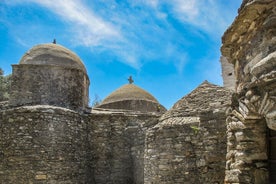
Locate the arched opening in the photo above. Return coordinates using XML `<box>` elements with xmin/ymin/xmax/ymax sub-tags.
<box><xmin>268</xmin><ymin>128</ymin><xmax>276</xmax><ymax>183</ymax></box>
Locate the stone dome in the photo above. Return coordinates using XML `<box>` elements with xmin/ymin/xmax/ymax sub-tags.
<box><xmin>102</xmin><ymin>84</ymin><xmax>158</xmax><ymax>104</ymax></box>
<box><xmin>19</xmin><ymin>43</ymin><xmax>86</xmax><ymax>73</ymax></box>
<box><xmin>97</xmin><ymin>84</ymin><xmax>166</xmax><ymax>112</ymax></box>
<box><xmin>11</xmin><ymin>43</ymin><xmax>89</xmax><ymax>111</ymax></box>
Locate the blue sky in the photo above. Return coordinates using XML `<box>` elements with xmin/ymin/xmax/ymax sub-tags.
<box><xmin>0</xmin><ymin>0</ymin><xmax>241</xmax><ymax>109</ymax></box>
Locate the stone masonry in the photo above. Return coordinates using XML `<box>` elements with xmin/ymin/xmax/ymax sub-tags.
<box><xmin>0</xmin><ymin>0</ymin><xmax>275</xmax><ymax>183</ymax></box>
<box><xmin>10</xmin><ymin>65</ymin><xmax>89</xmax><ymax>112</ymax></box>
<box><xmin>0</xmin><ymin>106</ymin><xmax>88</xmax><ymax>184</ymax></box>
<box><xmin>88</xmin><ymin>109</ymin><xmax>160</xmax><ymax>184</ymax></box>
<box><xmin>0</xmin><ymin>106</ymin><xmax>160</xmax><ymax>184</ymax></box>
<box><xmin>144</xmin><ymin>82</ymin><xmax>232</xmax><ymax>184</ymax></box>
<box><xmin>221</xmin><ymin>0</ymin><xmax>276</xmax><ymax>183</ymax></box>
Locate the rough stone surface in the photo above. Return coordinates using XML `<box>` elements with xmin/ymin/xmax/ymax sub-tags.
<box><xmin>1</xmin><ymin>1</ymin><xmax>275</xmax><ymax>182</ymax></box>
<box><xmin>221</xmin><ymin>0</ymin><xmax>276</xmax><ymax>92</ymax></box>
<box><xmin>221</xmin><ymin>0</ymin><xmax>276</xmax><ymax>183</ymax></box>
<box><xmin>144</xmin><ymin>82</ymin><xmax>232</xmax><ymax>184</ymax></box>
<box><xmin>10</xmin><ymin>64</ymin><xmax>89</xmax><ymax>112</ymax></box>
<box><xmin>1</xmin><ymin>43</ymin><xmax>167</xmax><ymax>184</ymax></box>
<box><xmin>97</xmin><ymin>84</ymin><xmax>166</xmax><ymax>113</ymax></box>
<box><xmin>0</xmin><ymin>101</ymin><xmax>9</xmax><ymax>110</ymax></box>
<box><xmin>0</xmin><ymin>106</ymin><xmax>88</xmax><ymax>184</ymax></box>
<box><xmin>0</xmin><ymin>105</ymin><xmax>160</xmax><ymax>184</ymax></box>
<box><xmin>19</xmin><ymin>43</ymin><xmax>87</xmax><ymax>73</ymax></box>
<box><xmin>88</xmin><ymin>113</ymin><xmax>159</xmax><ymax>184</ymax></box>
<box><xmin>162</xmin><ymin>81</ymin><xmax>232</xmax><ymax>119</ymax></box>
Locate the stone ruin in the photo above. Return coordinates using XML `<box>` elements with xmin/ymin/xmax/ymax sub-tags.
<box><xmin>144</xmin><ymin>81</ymin><xmax>232</xmax><ymax>184</ymax></box>
<box><xmin>0</xmin><ymin>0</ymin><xmax>275</xmax><ymax>183</ymax></box>
<box><xmin>221</xmin><ymin>0</ymin><xmax>276</xmax><ymax>183</ymax></box>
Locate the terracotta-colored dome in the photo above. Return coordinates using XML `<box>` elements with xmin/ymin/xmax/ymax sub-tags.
<box><xmin>19</xmin><ymin>43</ymin><xmax>86</xmax><ymax>73</ymax></box>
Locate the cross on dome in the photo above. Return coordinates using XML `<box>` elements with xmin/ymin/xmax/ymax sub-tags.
<box><xmin>128</xmin><ymin>76</ymin><xmax>134</xmax><ymax>84</ymax></box>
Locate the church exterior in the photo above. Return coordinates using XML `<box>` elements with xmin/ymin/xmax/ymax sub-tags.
<box><xmin>0</xmin><ymin>0</ymin><xmax>275</xmax><ymax>183</ymax></box>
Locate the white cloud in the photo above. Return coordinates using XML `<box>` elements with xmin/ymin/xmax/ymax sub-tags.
<box><xmin>164</xmin><ymin>43</ymin><xmax>188</xmax><ymax>73</ymax></box>
<box><xmin>154</xmin><ymin>0</ymin><xmax>239</xmax><ymax>38</ymax></box>
<box><xmin>169</xmin><ymin>0</ymin><xmax>222</xmax><ymax>34</ymax></box>
<box><xmin>2</xmin><ymin>0</ymin><xmax>239</xmax><ymax>70</ymax></box>
<box><xmin>175</xmin><ymin>56</ymin><xmax>187</xmax><ymax>74</ymax></box>
<box><xmin>7</xmin><ymin>0</ymin><xmax>120</xmax><ymax>46</ymax></box>
<box><xmin>145</xmin><ymin>0</ymin><xmax>159</xmax><ymax>8</ymax></box>
<box><xmin>128</xmin><ymin>0</ymin><xmax>239</xmax><ymax>40</ymax></box>
<box><xmin>173</xmin><ymin>0</ymin><xmax>199</xmax><ymax>20</ymax></box>
<box><xmin>4</xmin><ymin>0</ymin><xmax>144</xmax><ymax>67</ymax></box>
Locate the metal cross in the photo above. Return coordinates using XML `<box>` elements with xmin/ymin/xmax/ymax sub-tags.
<box><xmin>128</xmin><ymin>76</ymin><xmax>134</xmax><ymax>84</ymax></box>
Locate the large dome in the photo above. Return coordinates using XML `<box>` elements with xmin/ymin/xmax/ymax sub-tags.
<box><xmin>19</xmin><ymin>43</ymin><xmax>86</xmax><ymax>73</ymax></box>
<box><xmin>97</xmin><ymin>84</ymin><xmax>166</xmax><ymax>113</ymax></box>
<box><xmin>11</xmin><ymin>43</ymin><xmax>89</xmax><ymax>111</ymax></box>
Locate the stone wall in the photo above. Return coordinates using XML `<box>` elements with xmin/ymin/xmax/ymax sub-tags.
<box><xmin>225</xmin><ymin>113</ymin><xmax>268</xmax><ymax>183</ymax></box>
<box><xmin>221</xmin><ymin>0</ymin><xmax>276</xmax><ymax>183</ymax></box>
<box><xmin>144</xmin><ymin>112</ymin><xmax>228</xmax><ymax>184</ymax></box>
<box><xmin>88</xmin><ymin>113</ymin><xmax>133</xmax><ymax>184</ymax></box>
<box><xmin>0</xmin><ymin>105</ymin><xmax>89</xmax><ymax>184</ymax></box>
<box><xmin>144</xmin><ymin>82</ymin><xmax>232</xmax><ymax>184</ymax></box>
<box><xmin>126</xmin><ymin>115</ymin><xmax>159</xmax><ymax>184</ymax></box>
<box><xmin>10</xmin><ymin>64</ymin><xmax>89</xmax><ymax>111</ymax></box>
<box><xmin>87</xmin><ymin>110</ymin><xmax>159</xmax><ymax>184</ymax></box>
<box><xmin>0</xmin><ymin>105</ymin><xmax>161</xmax><ymax>184</ymax></box>
<box><xmin>221</xmin><ymin>0</ymin><xmax>276</xmax><ymax>92</ymax></box>
<box><xmin>0</xmin><ymin>101</ymin><xmax>9</xmax><ymax>110</ymax></box>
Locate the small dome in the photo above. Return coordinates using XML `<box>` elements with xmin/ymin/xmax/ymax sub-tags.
<box><xmin>19</xmin><ymin>43</ymin><xmax>86</xmax><ymax>73</ymax></box>
<box><xmin>102</xmin><ymin>84</ymin><xmax>158</xmax><ymax>104</ymax></box>
<box><xmin>97</xmin><ymin>84</ymin><xmax>166</xmax><ymax>112</ymax></box>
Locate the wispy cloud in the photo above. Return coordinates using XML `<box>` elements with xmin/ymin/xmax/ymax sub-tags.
<box><xmin>172</xmin><ymin>0</ymin><xmax>199</xmax><ymax>20</ymax></box>
<box><xmin>3</xmin><ymin>0</ymin><xmax>169</xmax><ymax>68</ymax></box>
<box><xmin>143</xmin><ymin>0</ymin><xmax>238</xmax><ymax>38</ymax></box>
<box><xmin>86</xmin><ymin>0</ymin><xmax>189</xmax><ymax>69</ymax></box>
<box><xmin>8</xmin><ymin>0</ymin><xmax>120</xmax><ymax>46</ymax></box>
<box><xmin>2</xmin><ymin>0</ymin><xmax>141</xmax><ymax>66</ymax></box>
<box><xmin>172</xmin><ymin>0</ymin><xmax>239</xmax><ymax>36</ymax></box>
<box><xmin>1</xmin><ymin>0</ymin><xmax>239</xmax><ymax>70</ymax></box>
<box><xmin>135</xmin><ymin>0</ymin><xmax>159</xmax><ymax>8</ymax></box>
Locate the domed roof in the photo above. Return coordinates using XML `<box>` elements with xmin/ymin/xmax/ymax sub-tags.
<box><xmin>102</xmin><ymin>84</ymin><xmax>158</xmax><ymax>104</ymax></box>
<box><xmin>19</xmin><ymin>43</ymin><xmax>86</xmax><ymax>73</ymax></box>
<box><xmin>97</xmin><ymin>83</ymin><xmax>166</xmax><ymax>112</ymax></box>
<box><xmin>161</xmin><ymin>81</ymin><xmax>232</xmax><ymax>119</ymax></box>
